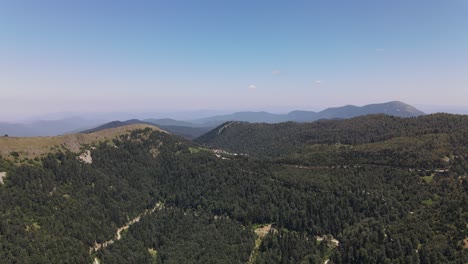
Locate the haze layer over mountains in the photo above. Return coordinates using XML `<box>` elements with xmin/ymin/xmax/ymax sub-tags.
<box><xmin>0</xmin><ymin>101</ymin><xmax>425</xmax><ymax>137</ymax></box>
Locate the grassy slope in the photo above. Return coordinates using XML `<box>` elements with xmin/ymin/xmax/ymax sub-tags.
<box><xmin>0</xmin><ymin>124</ymin><xmax>165</xmax><ymax>159</ymax></box>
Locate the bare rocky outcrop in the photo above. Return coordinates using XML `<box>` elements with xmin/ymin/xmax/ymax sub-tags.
<box><xmin>78</xmin><ymin>150</ymin><xmax>92</xmax><ymax>164</ymax></box>
<box><xmin>0</xmin><ymin>172</ymin><xmax>6</xmax><ymax>184</ymax></box>
<box><xmin>316</xmin><ymin>235</ymin><xmax>340</xmax><ymax>247</ymax></box>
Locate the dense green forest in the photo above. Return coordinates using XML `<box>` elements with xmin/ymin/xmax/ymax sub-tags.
<box><xmin>195</xmin><ymin>114</ymin><xmax>468</xmax><ymax>158</ymax></box>
<box><xmin>0</xmin><ymin>114</ymin><xmax>467</xmax><ymax>263</ymax></box>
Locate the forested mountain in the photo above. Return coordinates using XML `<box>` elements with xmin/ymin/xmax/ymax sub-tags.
<box><xmin>196</xmin><ymin>113</ymin><xmax>468</xmax><ymax>158</ymax></box>
<box><xmin>0</xmin><ymin>115</ymin><xmax>467</xmax><ymax>263</ymax></box>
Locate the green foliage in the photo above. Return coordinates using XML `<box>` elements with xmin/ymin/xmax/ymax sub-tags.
<box><xmin>196</xmin><ymin>114</ymin><xmax>468</xmax><ymax>160</ymax></box>
<box><xmin>256</xmin><ymin>229</ymin><xmax>324</xmax><ymax>263</ymax></box>
<box><xmin>1</xmin><ymin>114</ymin><xmax>468</xmax><ymax>263</ymax></box>
<box><xmin>97</xmin><ymin>209</ymin><xmax>254</xmax><ymax>263</ymax></box>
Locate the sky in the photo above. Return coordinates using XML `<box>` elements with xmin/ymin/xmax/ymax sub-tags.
<box><xmin>1</xmin><ymin>0</ymin><xmax>467</xmax><ymax>120</ymax></box>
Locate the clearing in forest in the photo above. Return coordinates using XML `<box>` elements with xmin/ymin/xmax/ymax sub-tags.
<box><xmin>248</xmin><ymin>224</ymin><xmax>273</xmax><ymax>264</ymax></box>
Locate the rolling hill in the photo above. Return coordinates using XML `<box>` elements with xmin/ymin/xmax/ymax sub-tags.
<box><xmin>0</xmin><ymin>123</ymin><xmax>164</xmax><ymax>159</ymax></box>
<box><xmin>80</xmin><ymin>119</ymin><xmax>155</xmax><ymax>133</ymax></box>
<box><xmin>81</xmin><ymin>119</ymin><xmax>214</xmax><ymax>139</ymax></box>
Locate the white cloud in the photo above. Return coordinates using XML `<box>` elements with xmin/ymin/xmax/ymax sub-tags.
<box><xmin>271</xmin><ymin>70</ymin><xmax>281</xmax><ymax>75</ymax></box>
<box><xmin>375</xmin><ymin>48</ymin><xmax>385</xmax><ymax>52</ymax></box>
<box><xmin>249</xmin><ymin>84</ymin><xmax>257</xmax><ymax>89</ymax></box>
<box><xmin>314</xmin><ymin>80</ymin><xmax>322</xmax><ymax>84</ymax></box>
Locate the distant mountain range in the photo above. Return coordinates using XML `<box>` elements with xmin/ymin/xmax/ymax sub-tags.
<box><xmin>0</xmin><ymin>117</ymin><xmax>104</xmax><ymax>137</ymax></box>
<box><xmin>191</xmin><ymin>101</ymin><xmax>425</xmax><ymax>124</ymax></box>
<box><xmin>0</xmin><ymin>101</ymin><xmax>425</xmax><ymax>137</ymax></box>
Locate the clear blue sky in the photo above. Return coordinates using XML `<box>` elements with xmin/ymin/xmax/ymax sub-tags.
<box><xmin>1</xmin><ymin>0</ymin><xmax>467</xmax><ymax>119</ymax></box>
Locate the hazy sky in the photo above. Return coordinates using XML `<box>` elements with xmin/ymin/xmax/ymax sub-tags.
<box><xmin>1</xmin><ymin>0</ymin><xmax>467</xmax><ymax>119</ymax></box>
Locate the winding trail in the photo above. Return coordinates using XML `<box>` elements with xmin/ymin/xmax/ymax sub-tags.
<box><xmin>89</xmin><ymin>202</ymin><xmax>164</xmax><ymax>255</ymax></box>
